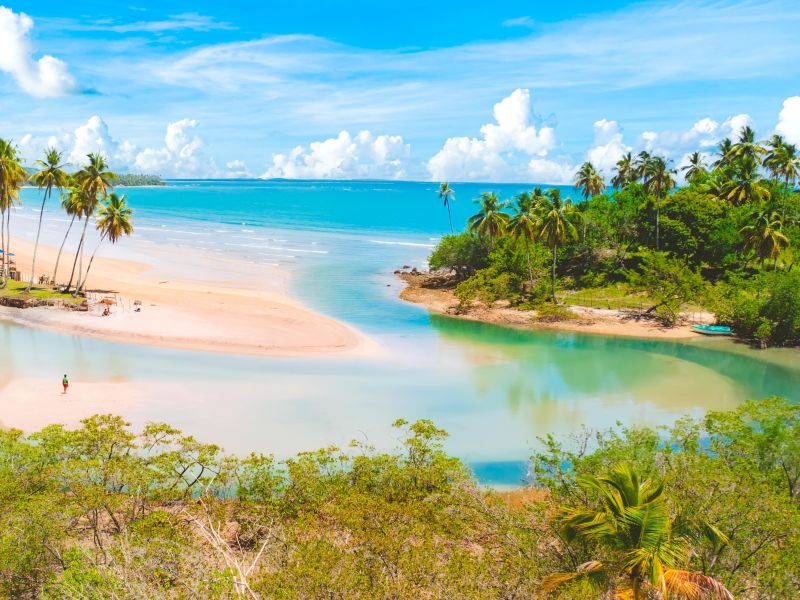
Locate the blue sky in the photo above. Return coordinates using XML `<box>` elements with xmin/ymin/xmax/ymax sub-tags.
<box><xmin>0</xmin><ymin>0</ymin><xmax>799</xmax><ymax>181</ymax></box>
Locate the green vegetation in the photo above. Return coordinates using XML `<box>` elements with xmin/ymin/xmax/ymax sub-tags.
<box><xmin>430</xmin><ymin>130</ymin><xmax>800</xmax><ymax>346</ymax></box>
<box><xmin>0</xmin><ymin>140</ymin><xmax>134</xmax><ymax>298</ymax></box>
<box><xmin>114</xmin><ymin>173</ymin><xmax>166</xmax><ymax>186</ymax></box>
<box><xmin>0</xmin><ymin>398</ymin><xmax>795</xmax><ymax>598</ymax></box>
<box><xmin>0</xmin><ymin>278</ymin><xmax>85</xmax><ymax>305</ymax></box>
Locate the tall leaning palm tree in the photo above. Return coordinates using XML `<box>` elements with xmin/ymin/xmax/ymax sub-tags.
<box><xmin>507</xmin><ymin>192</ymin><xmax>538</xmax><ymax>291</ymax></box>
<box><xmin>67</xmin><ymin>153</ymin><xmax>116</xmax><ymax>293</ymax></box>
<box><xmin>534</xmin><ymin>188</ymin><xmax>578</xmax><ymax>303</ymax></box>
<box><xmin>740</xmin><ymin>208</ymin><xmax>790</xmax><ymax>270</ymax></box>
<box><xmin>0</xmin><ymin>139</ymin><xmax>27</xmax><ymax>289</ymax></box>
<box><xmin>29</xmin><ymin>149</ymin><xmax>69</xmax><ymax>292</ymax></box>
<box><xmin>467</xmin><ymin>192</ymin><xmax>508</xmax><ymax>249</ymax></box>
<box><xmin>438</xmin><ymin>182</ymin><xmax>456</xmax><ymax>234</ymax></box>
<box><xmin>541</xmin><ymin>464</ymin><xmax>733</xmax><ymax>600</ymax></box>
<box><xmin>643</xmin><ymin>156</ymin><xmax>676</xmax><ymax>251</ymax></box>
<box><xmin>682</xmin><ymin>152</ymin><xmax>707</xmax><ymax>184</ymax></box>
<box><xmin>575</xmin><ymin>161</ymin><xmax>606</xmax><ymax>201</ymax></box>
<box><xmin>77</xmin><ymin>193</ymin><xmax>133</xmax><ymax>293</ymax></box>
<box><xmin>53</xmin><ymin>183</ymin><xmax>85</xmax><ymax>286</ymax></box>
<box><xmin>612</xmin><ymin>152</ymin><xmax>635</xmax><ymax>188</ymax></box>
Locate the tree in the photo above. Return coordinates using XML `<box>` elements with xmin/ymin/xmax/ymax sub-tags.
<box><xmin>534</xmin><ymin>188</ymin><xmax>578</xmax><ymax>303</ymax></box>
<box><xmin>721</xmin><ymin>156</ymin><xmax>769</xmax><ymax>206</ymax></box>
<box><xmin>507</xmin><ymin>192</ymin><xmax>539</xmax><ymax>291</ymax></box>
<box><xmin>77</xmin><ymin>194</ymin><xmax>134</xmax><ymax>293</ymax></box>
<box><xmin>612</xmin><ymin>152</ymin><xmax>635</xmax><ymax>188</ymax></box>
<box><xmin>428</xmin><ymin>232</ymin><xmax>488</xmax><ymax>279</ymax></box>
<box><xmin>437</xmin><ymin>182</ymin><xmax>456</xmax><ymax>234</ymax></box>
<box><xmin>467</xmin><ymin>192</ymin><xmax>508</xmax><ymax>249</ymax></box>
<box><xmin>67</xmin><ymin>153</ymin><xmax>116</xmax><ymax>293</ymax></box>
<box><xmin>0</xmin><ymin>139</ymin><xmax>26</xmax><ymax>289</ymax></box>
<box><xmin>729</xmin><ymin>125</ymin><xmax>766</xmax><ymax>164</ymax></box>
<box><xmin>643</xmin><ymin>155</ymin><xmax>676</xmax><ymax>251</ymax></box>
<box><xmin>632</xmin><ymin>250</ymin><xmax>706</xmax><ymax>326</ymax></box>
<box><xmin>542</xmin><ymin>464</ymin><xmax>733</xmax><ymax>600</ymax></box>
<box><xmin>763</xmin><ymin>137</ymin><xmax>799</xmax><ymax>219</ymax></box>
<box><xmin>53</xmin><ymin>184</ymin><xmax>86</xmax><ymax>286</ymax></box>
<box><xmin>740</xmin><ymin>208</ymin><xmax>790</xmax><ymax>269</ymax></box>
<box><xmin>575</xmin><ymin>161</ymin><xmax>606</xmax><ymax>201</ymax></box>
<box><xmin>714</xmin><ymin>138</ymin><xmax>734</xmax><ymax>169</ymax></box>
<box><xmin>682</xmin><ymin>151</ymin><xmax>708</xmax><ymax>184</ymax></box>
<box><xmin>633</xmin><ymin>150</ymin><xmax>652</xmax><ymax>182</ymax></box>
<box><xmin>29</xmin><ymin>149</ymin><xmax>69</xmax><ymax>291</ymax></box>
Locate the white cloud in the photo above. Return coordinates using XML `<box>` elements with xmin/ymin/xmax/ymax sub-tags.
<box><xmin>134</xmin><ymin>119</ymin><xmax>215</xmax><ymax>177</ymax></box>
<box><xmin>528</xmin><ymin>158</ymin><xmax>576</xmax><ymax>185</ymax></box>
<box><xmin>224</xmin><ymin>160</ymin><xmax>252</xmax><ymax>178</ymax></box>
<box><xmin>586</xmin><ymin>119</ymin><xmax>630</xmax><ymax>175</ymax></box>
<box><xmin>502</xmin><ymin>16</ymin><xmax>536</xmax><ymax>28</ymax></box>
<box><xmin>0</xmin><ymin>6</ymin><xmax>76</xmax><ymax>97</ymax></box>
<box><xmin>636</xmin><ymin>113</ymin><xmax>754</xmax><ymax>159</ymax></box>
<box><xmin>262</xmin><ymin>130</ymin><xmax>410</xmax><ymax>179</ymax></box>
<box><xmin>426</xmin><ymin>89</ymin><xmax>560</xmax><ymax>182</ymax></box>
<box><xmin>775</xmin><ymin>96</ymin><xmax>800</xmax><ymax>145</ymax></box>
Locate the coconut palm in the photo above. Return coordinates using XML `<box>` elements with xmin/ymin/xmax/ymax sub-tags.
<box><xmin>729</xmin><ymin>125</ymin><xmax>766</xmax><ymax>163</ymax></box>
<box><xmin>541</xmin><ymin>464</ymin><xmax>733</xmax><ymax>600</ymax></box>
<box><xmin>77</xmin><ymin>193</ymin><xmax>133</xmax><ymax>293</ymax></box>
<box><xmin>643</xmin><ymin>156</ymin><xmax>676</xmax><ymax>251</ymax></box>
<box><xmin>534</xmin><ymin>188</ymin><xmax>578</xmax><ymax>303</ymax></box>
<box><xmin>575</xmin><ymin>161</ymin><xmax>606</xmax><ymax>201</ymax></box>
<box><xmin>633</xmin><ymin>151</ymin><xmax>652</xmax><ymax>182</ymax></box>
<box><xmin>438</xmin><ymin>182</ymin><xmax>456</xmax><ymax>234</ymax></box>
<box><xmin>720</xmin><ymin>156</ymin><xmax>769</xmax><ymax>206</ymax></box>
<box><xmin>612</xmin><ymin>152</ymin><xmax>635</xmax><ymax>188</ymax></box>
<box><xmin>53</xmin><ymin>184</ymin><xmax>86</xmax><ymax>286</ymax></box>
<box><xmin>740</xmin><ymin>208</ymin><xmax>790</xmax><ymax>269</ymax></box>
<box><xmin>682</xmin><ymin>152</ymin><xmax>707</xmax><ymax>184</ymax></box>
<box><xmin>507</xmin><ymin>192</ymin><xmax>538</xmax><ymax>291</ymax></box>
<box><xmin>28</xmin><ymin>149</ymin><xmax>69</xmax><ymax>291</ymax></box>
<box><xmin>67</xmin><ymin>153</ymin><xmax>116</xmax><ymax>293</ymax></box>
<box><xmin>763</xmin><ymin>137</ymin><xmax>799</xmax><ymax>218</ymax></box>
<box><xmin>713</xmin><ymin>138</ymin><xmax>734</xmax><ymax>169</ymax></box>
<box><xmin>0</xmin><ymin>139</ymin><xmax>27</xmax><ymax>288</ymax></box>
<box><xmin>467</xmin><ymin>192</ymin><xmax>508</xmax><ymax>249</ymax></box>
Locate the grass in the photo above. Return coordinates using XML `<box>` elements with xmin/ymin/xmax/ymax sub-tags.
<box><xmin>557</xmin><ymin>284</ymin><xmax>654</xmax><ymax>311</ymax></box>
<box><xmin>0</xmin><ymin>279</ymin><xmax>85</xmax><ymax>305</ymax></box>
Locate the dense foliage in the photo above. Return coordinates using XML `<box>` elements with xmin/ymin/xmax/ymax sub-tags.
<box><xmin>114</xmin><ymin>173</ymin><xmax>166</xmax><ymax>186</ymax></box>
<box><xmin>429</xmin><ymin>132</ymin><xmax>800</xmax><ymax>346</ymax></box>
<box><xmin>0</xmin><ymin>398</ymin><xmax>796</xmax><ymax>598</ymax></box>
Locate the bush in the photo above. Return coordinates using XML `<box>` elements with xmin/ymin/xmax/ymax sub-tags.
<box><xmin>428</xmin><ymin>233</ymin><xmax>488</xmax><ymax>279</ymax></box>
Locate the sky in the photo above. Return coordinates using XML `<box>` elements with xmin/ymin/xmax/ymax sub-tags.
<box><xmin>0</xmin><ymin>0</ymin><xmax>799</xmax><ymax>182</ymax></box>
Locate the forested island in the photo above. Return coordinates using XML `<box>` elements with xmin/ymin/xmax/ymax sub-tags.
<box><xmin>411</xmin><ymin>129</ymin><xmax>799</xmax><ymax>348</ymax></box>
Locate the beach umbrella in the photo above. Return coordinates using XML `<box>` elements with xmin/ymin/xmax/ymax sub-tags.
<box><xmin>100</xmin><ymin>298</ymin><xmax>117</xmax><ymax>305</ymax></box>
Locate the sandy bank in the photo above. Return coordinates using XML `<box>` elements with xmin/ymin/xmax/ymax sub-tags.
<box><xmin>1</xmin><ymin>239</ymin><xmax>377</xmax><ymax>358</ymax></box>
<box><xmin>398</xmin><ymin>272</ymin><xmax>712</xmax><ymax>340</ymax></box>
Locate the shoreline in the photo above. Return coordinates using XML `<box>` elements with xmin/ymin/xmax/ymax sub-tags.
<box><xmin>397</xmin><ymin>272</ymin><xmax>712</xmax><ymax>341</ymax></box>
<box><xmin>1</xmin><ymin>238</ymin><xmax>378</xmax><ymax>358</ymax></box>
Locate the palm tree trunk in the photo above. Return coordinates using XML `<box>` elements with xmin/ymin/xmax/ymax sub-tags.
<box><xmin>783</xmin><ymin>174</ymin><xmax>789</xmax><ymax>221</ymax></box>
<box><xmin>551</xmin><ymin>243</ymin><xmax>558</xmax><ymax>304</ymax></box>
<box><xmin>525</xmin><ymin>237</ymin><xmax>533</xmax><ymax>292</ymax></box>
<box><xmin>655</xmin><ymin>195</ymin><xmax>660</xmax><ymax>251</ymax></box>
<box><xmin>77</xmin><ymin>234</ymin><xmax>106</xmax><ymax>294</ymax></box>
<box><xmin>0</xmin><ymin>210</ymin><xmax>6</xmax><ymax>288</ymax></box>
<box><xmin>5</xmin><ymin>209</ymin><xmax>11</xmax><ymax>286</ymax></box>
<box><xmin>53</xmin><ymin>214</ymin><xmax>76</xmax><ymax>286</ymax></box>
<box><xmin>67</xmin><ymin>217</ymin><xmax>90</xmax><ymax>292</ymax></box>
<box><xmin>446</xmin><ymin>203</ymin><xmax>453</xmax><ymax>234</ymax></box>
<box><xmin>27</xmin><ymin>189</ymin><xmax>49</xmax><ymax>292</ymax></box>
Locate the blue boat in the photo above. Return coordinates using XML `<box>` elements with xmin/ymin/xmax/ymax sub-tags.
<box><xmin>692</xmin><ymin>324</ymin><xmax>733</xmax><ymax>336</ymax></box>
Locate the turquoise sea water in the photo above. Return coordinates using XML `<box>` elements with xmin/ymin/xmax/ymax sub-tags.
<box><xmin>4</xmin><ymin>180</ymin><xmax>800</xmax><ymax>486</ymax></box>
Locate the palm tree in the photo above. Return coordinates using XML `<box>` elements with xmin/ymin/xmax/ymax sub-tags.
<box><xmin>720</xmin><ymin>156</ymin><xmax>769</xmax><ymax>206</ymax></box>
<box><xmin>612</xmin><ymin>152</ymin><xmax>635</xmax><ymax>188</ymax></box>
<box><xmin>0</xmin><ymin>139</ymin><xmax>27</xmax><ymax>288</ymax></box>
<box><xmin>467</xmin><ymin>192</ymin><xmax>508</xmax><ymax>249</ymax></box>
<box><xmin>643</xmin><ymin>156</ymin><xmax>676</xmax><ymax>251</ymax></box>
<box><xmin>77</xmin><ymin>194</ymin><xmax>133</xmax><ymax>293</ymax></box>
<box><xmin>534</xmin><ymin>188</ymin><xmax>578</xmax><ymax>303</ymax></box>
<box><xmin>740</xmin><ymin>208</ymin><xmax>790</xmax><ymax>269</ymax></box>
<box><xmin>682</xmin><ymin>152</ymin><xmax>707</xmax><ymax>184</ymax></box>
<box><xmin>729</xmin><ymin>126</ymin><xmax>766</xmax><ymax>163</ymax></box>
<box><xmin>575</xmin><ymin>161</ymin><xmax>606</xmax><ymax>201</ymax></box>
<box><xmin>633</xmin><ymin>151</ymin><xmax>652</xmax><ymax>182</ymax></box>
<box><xmin>28</xmin><ymin>149</ymin><xmax>69</xmax><ymax>292</ymax></box>
<box><xmin>541</xmin><ymin>464</ymin><xmax>733</xmax><ymax>600</ymax></box>
<box><xmin>713</xmin><ymin>138</ymin><xmax>734</xmax><ymax>169</ymax></box>
<box><xmin>438</xmin><ymin>182</ymin><xmax>456</xmax><ymax>234</ymax></box>
<box><xmin>53</xmin><ymin>184</ymin><xmax>86</xmax><ymax>286</ymax></box>
<box><xmin>763</xmin><ymin>137</ymin><xmax>799</xmax><ymax>219</ymax></box>
<box><xmin>507</xmin><ymin>192</ymin><xmax>538</xmax><ymax>291</ymax></box>
<box><xmin>67</xmin><ymin>153</ymin><xmax>116</xmax><ymax>293</ymax></box>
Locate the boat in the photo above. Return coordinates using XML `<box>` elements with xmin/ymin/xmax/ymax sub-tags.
<box><xmin>691</xmin><ymin>324</ymin><xmax>733</xmax><ymax>336</ymax></box>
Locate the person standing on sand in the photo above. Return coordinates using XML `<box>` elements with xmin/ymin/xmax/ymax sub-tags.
<box><xmin>62</xmin><ymin>374</ymin><xmax>69</xmax><ymax>394</ymax></box>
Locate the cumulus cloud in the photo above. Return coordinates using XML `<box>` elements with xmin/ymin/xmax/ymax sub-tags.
<box><xmin>262</xmin><ymin>130</ymin><xmax>410</xmax><ymax>179</ymax></box>
<box><xmin>586</xmin><ymin>119</ymin><xmax>630</xmax><ymax>175</ymax></box>
<box><xmin>638</xmin><ymin>113</ymin><xmax>755</xmax><ymax>160</ymax></box>
<box><xmin>775</xmin><ymin>96</ymin><xmax>800</xmax><ymax>145</ymax></box>
<box><xmin>134</xmin><ymin>119</ymin><xmax>216</xmax><ymax>177</ymax></box>
<box><xmin>0</xmin><ymin>6</ymin><xmax>76</xmax><ymax>97</ymax></box>
<box><xmin>426</xmin><ymin>89</ymin><xmax>563</xmax><ymax>183</ymax></box>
